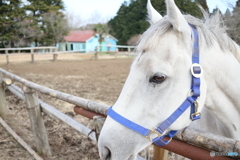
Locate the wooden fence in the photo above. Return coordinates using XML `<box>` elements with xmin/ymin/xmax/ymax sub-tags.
<box><xmin>96</xmin><ymin>45</ymin><xmax>135</xmax><ymax>52</ymax></box>
<box><xmin>0</xmin><ymin>68</ymin><xmax>240</xmax><ymax>160</ymax></box>
<box><xmin>0</xmin><ymin>47</ymin><xmax>85</xmax><ymax>64</ymax></box>
<box><xmin>92</xmin><ymin>45</ymin><xmax>136</xmax><ymax>60</ymax></box>
<box><xmin>0</xmin><ymin>68</ymin><xmax>106</xmax><ymax>158</ymax></box>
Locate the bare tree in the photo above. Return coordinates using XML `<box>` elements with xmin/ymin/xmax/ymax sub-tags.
<box><xmin>42</xmin><ymin>11</ymin><xmax>69</xmax><ymax>45</ymax></box>
<box><xmin>222</xmin><ymin>0</ymin><xmax>235</xmax><ymax>9</ymax></box>
<box><xmin>13</xmin><ymin>18</ymin><xmax>42</xmax><ymax>48</ymax></box>
<box><xmin>65</xmin><ymin>11</ymin><xmax>86</xmax><ymax>29</ymax></box>
<box><xmin>224</xmin><ymin>0</ymin><xmax>240</xmax><ymax>44</ymax></box>
<box><xmin>88</xmin><ymin>10</ymin><xmax>111</xmax><ymax>24</ymax></box>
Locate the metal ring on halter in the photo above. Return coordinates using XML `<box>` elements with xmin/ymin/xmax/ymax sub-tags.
<box><xmin>167</xmin><ymin>137</ymin><xmax>173</xmax><ymax>144</ymax></box>
<box><xmin>145</xmin><ymin>128</ymin><xmax>163</xmax><ymax>142</ymax></box>
<box><xmin>191</xmin><ymin>63</ymin><xmax>203</xmax><ymax>78</ymax></box>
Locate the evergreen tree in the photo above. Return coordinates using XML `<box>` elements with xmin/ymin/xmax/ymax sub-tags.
<box><xmin>228</xmin><ymin>0</ymin><xmax>240</xmax><ymax>44</ymax></box>
<box><xmin>175</xmin><ymin>0</ymin><xmax>202</xmax><ymax>17</ymax></box>
<box><xmin>24</xmin><ymin>0</ymin><xmax>65</xmax><ymax>46</ymax></box>
<box><xmin>0</xmin><ymin>0</ymin><xmax>25</xmax><ymax>47</ymax></box>
<box><xmin>224</xmin><ymin>8</ymin><xmax>231</xmax><ymax>21</ymax></box>
<box><xmin>197</xmin><ymin>0</ymin><xmax>209</xmax><ymax>12</ymax></box>
<box><xmin>108</xmin><ymin>0</ymin><xmax>204</xmax><ymax>45</ymax></box>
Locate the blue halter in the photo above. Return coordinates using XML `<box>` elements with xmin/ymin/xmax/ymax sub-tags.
<box><xmin>107</xmin><ymin>24</ymin><xmax>202</xmax><ymax>146</ymax></box>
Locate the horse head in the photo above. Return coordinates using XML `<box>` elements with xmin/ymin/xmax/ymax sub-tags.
<box><xmin>98</xmin><ymin>0</ymin><xmax>220</xmax><ymax>159</ymax></box>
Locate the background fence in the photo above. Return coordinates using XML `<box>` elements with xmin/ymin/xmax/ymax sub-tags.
<box><xmin>0</xmin><ymin>45</ymin><xmax>137</xmax><ymax>64</ymax></box>
<box><xmin>0</xmin><ymin>46</ymin><xmax>86</xmax><ymax>64</ymax></box>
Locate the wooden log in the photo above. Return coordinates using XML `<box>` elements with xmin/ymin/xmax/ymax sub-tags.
<box><xmin>0</xmin><ymin>117</ymin><xmax>43</xmax><ymax>160</ymax></box>
<box><xmin>0</xmin><ymin>73</ymin><xmax>8</xmax><ymax>119</ymax></box>
<box><xmin>7</xmin><ymin>84</ymin><xmax>96</xmax><ymax>141</ymax></box>
<box><xmin>159</xmin><ymin>137</ymin><xmax>234</xmax><ymax>160</ymax></box>
<box><xmin>39</xmin><ymin>99</ymin><xmax>97</xmax><ymax>141</ymax></box>
<box><xmin>0</xmin><ymin>68</ymin><xmax>109</xmax><ymax>115</ymax></box>
<box><xmin>175</xmin><ymin>127</ymin><xmax>240</xmax><ymax>158</ymax></box>
<box><xmin>23</xmin><ymin>86</ymin><xmax>52</xmax><ymax>157</ymax></box>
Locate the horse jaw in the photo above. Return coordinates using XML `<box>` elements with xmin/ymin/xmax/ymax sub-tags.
<box><xmin>98</xmin><ymin>116</ymin><xmax>151</xmax><ymax>160</ymax></box>
<box><xmin>166</xmin><ymin>0</ymin><xmax>190</xmax><ymax>34</ymax></box>
<box><xmin>147</xmin><ymin>0</ymin><xmax>162</xmax><ymax>25</ymax></box>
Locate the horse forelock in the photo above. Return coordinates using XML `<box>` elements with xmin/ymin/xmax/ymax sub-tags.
<box><xmin>136</xmin><ymin>10</ymin><xmax>240</xmax><ymax>62</ymax></box>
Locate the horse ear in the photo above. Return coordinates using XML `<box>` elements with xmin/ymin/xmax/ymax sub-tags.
<box><xmin>147</xmin><ymin>0</ymin><xmax>162</xmax><ymax>25</ymax></box>
<box><xmin>166</xmin><ymin>0</ymin><xmax>189</xmax><ymax>33</ymax></box>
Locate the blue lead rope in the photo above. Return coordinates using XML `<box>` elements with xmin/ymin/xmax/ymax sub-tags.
<box><xmin>107</xmin><ymin>24</ymin><xmax>202</xmax><ymax>146</ymax></box>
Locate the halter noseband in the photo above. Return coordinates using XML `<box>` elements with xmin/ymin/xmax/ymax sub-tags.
<box><xmin>107</xmin><ymin>24</ymin><xmax>202</xmax><ymax>146</ymax></box>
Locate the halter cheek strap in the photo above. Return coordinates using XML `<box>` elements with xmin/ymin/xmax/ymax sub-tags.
<box><xmin>107</xmin><ymin>24</ymin><xmax>202</xmax><ymax>146</ymax></box>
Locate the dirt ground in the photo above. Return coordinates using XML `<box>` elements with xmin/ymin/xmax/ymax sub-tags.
<box><xmin>0</xmin><ymin>55</ymin><xmax>134</xmax><ymax>160</ymax></box>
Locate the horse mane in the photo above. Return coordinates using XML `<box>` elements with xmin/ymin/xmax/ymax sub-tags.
<box><xmin>137</xmin><ymin>10</ymin><xmax>240</xmax><ymax>62</ymax></box>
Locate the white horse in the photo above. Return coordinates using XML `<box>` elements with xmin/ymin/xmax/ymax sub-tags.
<box><xmin>98</xmin><ymin>0</ymin><xmax>240</xmax><ymax>159</ymax></box>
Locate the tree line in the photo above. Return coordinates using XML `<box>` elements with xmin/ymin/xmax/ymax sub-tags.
<box><xmin>108</xmin><ymin>0</ymin><xmax>209</xmax><ymax>45</ymax></box>
<box><xmin>224</xmin><ymin>0</ymin><xmax>240</xmax><ymax>44</ymax></box>
<box><xmin>1</xmin><ymin>0</ymin><xmax>240</xmax><ymax>48</ymax></box>
<box><xmin>0</xmin><ymin>0</ymin><xmax>68</xmax><ymax>48</ymax></box>
<box><xmin>108</xmin><ymin>0</ymin><xmax>240</xmax><ymax>46</ymax></box>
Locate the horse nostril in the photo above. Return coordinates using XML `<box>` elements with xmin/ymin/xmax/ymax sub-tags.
<box><xmin>101</xmin><ymin>146</ymin><xmax>111</xmax><ymax>160</ymax></box>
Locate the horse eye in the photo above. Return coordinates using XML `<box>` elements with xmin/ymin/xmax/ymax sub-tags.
<box><xmin>149</xmin><ymin>74</ymin><xmax>166</xmax><ymax>84</ymax></box>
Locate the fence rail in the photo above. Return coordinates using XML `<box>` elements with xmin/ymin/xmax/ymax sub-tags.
<box><xmin>0</xmin><ymin>45</ymin><xmax>137</xmax><ymax>64</ymax></box>
<box><xmin>0</xmin><ymin>68</ymin><xmax>240</xmax><ymax>159</ymax></box>
<box><xmin>0</xmin><ymin>68</ymin><xmax>108</xmax><ymax>115</ymax></box>
<box><xmin>8</xmin><ymin>84</ymin><xmax>96</xmax><ymax>141</ymax></box>
<box><xmin>0</xmin><ymin>46</ymin><xmax>86</xmax><ymax>64</ymax></box>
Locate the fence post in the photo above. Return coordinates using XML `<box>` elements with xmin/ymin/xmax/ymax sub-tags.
<box><xmin>23</xmin><ymin>86</ymin><xmax>52</xmax><ymax>157</ymax></box>
<box><xmin>153</xmin><ymin>146</ymin><xmax>168</xmax><ymax>160</ymax></box>
<box><xmin>93</xmin><ymin>116</ymin><xmax>105</xmax><ymax>141</ymax></box>
<box><xmin>95</xmin><ymin>47</ymin><xmax>98</xmax><ymax>60</ymax></box>
<box><xmin>53</xmin><ymin>48</ymin><xmax>58</xmax><ymax>62</ymax></box>
<box><xmin>114</xmin><ymin>47</ymin><xmax>119</xmax><ymax>59</ymax></box>
<box><xmin>5</xmin><ymin>49</ymin><xmax>9</xmax><ymax>64</ymax></box>
<box><xmin>53</xmin><ymin>54</ymin><xmax>58</xmax><ymax>62</ymax></box>
<box><xmin>0</xmin><ymin>73</ymin><xmax>8</xmax><ymax>119</ymax></box>
<box><xmin>31</xmin><ymin>49</ymin><xmax>34</xmax><ymax>63</ymax></box>
<box><xmin>128</xmin><ymin>47</ymin><xmax>131</xmax><ymax>57</ymax></box>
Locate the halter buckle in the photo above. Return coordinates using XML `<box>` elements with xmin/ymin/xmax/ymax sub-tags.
<box><xmin>145</xmin><ymin>128</ymin><xmax>162</xmax><ymax>142</ymax></box>
<box><xmin>191</xmin><ymin>112</ymin><xmax>201</xmax><ymax>120</ymax></box>
<box><xmin>191</xmin><ymin>98</ymin><xmax>201</xmax><ymax>120</ymax></box>
<box><xmin>191</xmin><ymin>63</ymin><xmax>203</xmax><ymax>78</ymax></box>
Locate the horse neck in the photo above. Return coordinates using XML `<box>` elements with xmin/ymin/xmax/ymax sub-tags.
<box><xmin>202</xmin><ymin>43</ymin><xmax>240</xmax><ymax>139</ymax></box>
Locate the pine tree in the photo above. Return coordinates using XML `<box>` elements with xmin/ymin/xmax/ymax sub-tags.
<box><xmin>24</xmin><ymin>0</ymin><xmax>65</xmax><ymax>46</ymax></box>
<box><xmin>0</xmin><ymin>0</ymin><xmax>25</xmax><ymax>48</ymax></box>
<box><xmin>196</xmin><ymin>0</ymin><xmax>209</xmax><ymax>12</ymax></box>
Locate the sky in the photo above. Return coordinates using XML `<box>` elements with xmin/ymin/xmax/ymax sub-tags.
<box><xmin>62</xmin><ymin>0</ymin><xmax>238</xmax><ymax>24</ymax></box>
